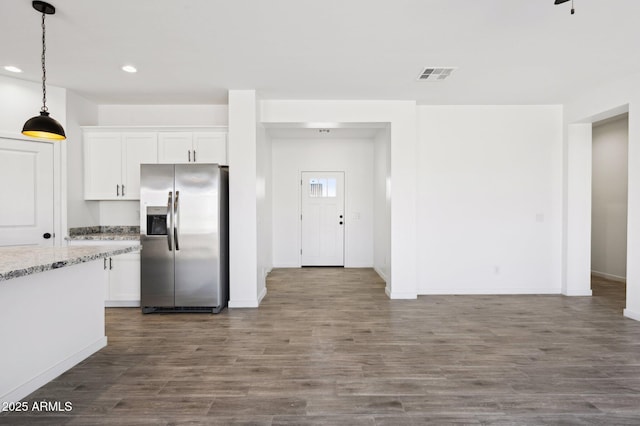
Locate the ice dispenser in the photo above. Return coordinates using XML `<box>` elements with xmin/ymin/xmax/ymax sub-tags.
<box><xmin>146</xmin><ymin>206</ymin><xmax>168</xmax><ymax>235</ymax></box>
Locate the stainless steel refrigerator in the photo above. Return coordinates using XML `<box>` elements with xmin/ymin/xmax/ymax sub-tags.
<box><xmin>140</xmin><ymin>164</ymin><xmax>228</xmax><ymax>313</ymax></box>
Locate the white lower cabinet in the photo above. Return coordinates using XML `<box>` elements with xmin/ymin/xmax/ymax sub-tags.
<box><xmin>68</xmin><ymin>240</ymin><xmax>140</xmax><ymax>307</ymax></box>
<box><xmin>104</xmin><ymin>251</ymin><xmax>141</xmax><ymax>307</ymax></box>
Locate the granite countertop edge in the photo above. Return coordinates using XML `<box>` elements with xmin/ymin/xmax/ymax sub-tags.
<box><xmin>0</xmin><ymin>245</ymin><xmax>139</xmax><ymax>282</ymax></box>
<box><xmin>65</xmin><ymin>234</ymin><xmax>140</xmax><ymax>241</ymax></box>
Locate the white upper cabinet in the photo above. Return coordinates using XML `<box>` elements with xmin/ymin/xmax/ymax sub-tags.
<box><xmin>193</xmin><ymin>132</ymin><xmax>227</xmax><ymax>164</ymax></box>
<box><xmin>158</xmin><ymin>131</ymin><xmax>227</xmax><ymax>165</ymax></box>
<box><xmin>84</xmin><ymin>127</ymin><xmax>227</xmax><ymax>200</ymax></box>
<box><xmin>122</xmin><ymin>133</ymin><xmax>159</xmax><ymax>199</ymax></box>
<box><xmin>158</xmin><ymin>132</ymin><xmax>193</xmax><ymax>163</ymax></box>
<box><xmin>84</xmin><ymin>132</ymin><xmax>123</xmax><ymax>200</ymax></box>
<box><xmin>84</xmin><ymin>131</ymin><xmax>157</xmax><ymax>200</ymax></box>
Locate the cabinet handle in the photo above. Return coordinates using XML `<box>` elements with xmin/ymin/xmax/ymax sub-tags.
<box><xmin>188</xmin><ymin>150</ymin><xmax>191</xmax><ymax>162</ymax></box>
<box><xmin>193</xmin><ymin>150</ymin><xmax>196</xmax><ymax>162</ymax></box>
<box><xmin>109</xmin><ymin>257</ymin><xmax>113</xmax><ymax>270</ymax></box>
<box><xmin>122</xmin><ymin>184</ymin><xmax>125</xmax><ymax>197</ymax></box>
<box><xmin>104</xmin><ymin>258</ymin><xmax>107</xmax><ymax>270</ymax></box>
<box><xmin>116</xmin><ymin>184</ymin><xmax>120</xmax><ymax>196</ymax></box>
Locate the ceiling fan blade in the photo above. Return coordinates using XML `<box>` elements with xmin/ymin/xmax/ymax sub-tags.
<box><xmin>554</xmin><ymin>0</ymin><xmax>570</xmax><ymax>4</ymax></box>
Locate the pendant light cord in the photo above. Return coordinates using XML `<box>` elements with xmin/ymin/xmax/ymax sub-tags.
<box><xmin>41</xmin><ymin>12</ymin><xmax>48</xmax><ymax>113</ymax></box>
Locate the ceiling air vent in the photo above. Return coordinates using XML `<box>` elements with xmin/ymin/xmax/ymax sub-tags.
<box><xmin>418</xmin><ymin>67</ymin><xmax>457</xmax><ymax>82</ymax></box>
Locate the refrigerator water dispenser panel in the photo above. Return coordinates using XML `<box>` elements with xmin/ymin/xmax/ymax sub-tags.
<box><xmin>146</xmin><ymin>206</ymin><xmax>168</xmax><ymax>235</ymax></box>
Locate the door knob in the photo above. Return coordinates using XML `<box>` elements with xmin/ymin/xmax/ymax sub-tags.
<box><xmin>339</xmin><ymin>221</ymin><xmax>343</xmax><ymax>225</ymax></box>
<box><xmin>43</xmin><ymin>233</ymin><xmax>52</xmax><ymax>239</ymax></box>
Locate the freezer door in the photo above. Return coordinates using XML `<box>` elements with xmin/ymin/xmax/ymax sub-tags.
<box><xmin>174</xmin><ymin>164</ymin><xmax>221</xmax><ymax>307</ymax></box>
<box><xmin>140</xmin><ymin>164</ymin><xmax>175</xmax><ymax>308</ymax></box>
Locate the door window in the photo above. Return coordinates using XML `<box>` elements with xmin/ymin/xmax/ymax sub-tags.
<box><xmin>309</xmin><ymin>177</ymin><xmax>337</xmax><ymax>198</ymax></box>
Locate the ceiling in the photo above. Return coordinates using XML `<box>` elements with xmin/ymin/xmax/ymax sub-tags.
<box><xmin>2</xmin><ymin>0</ymin><xmax>639</xmax><ymax>106</ymax></box>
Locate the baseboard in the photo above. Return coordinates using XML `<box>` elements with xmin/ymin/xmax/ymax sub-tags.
<box><xmin>564</xmin><ymin>289</ymin><xmax>593</xmax><ymax>296</ymax></box>
<box><xmin>624</xmin><ymin>308</ymin><xmax>640</xmax><ymax>322</ymax></box>
<box><xmin>591</xmin><ymin>270</ymin><xmax>626</xmax><ymax>283</ymax></box>
<box><xmin>1</xmin><ymin>336</ymin><xmax>107</xmax><ymax>405</ymax></box>
<box><xmin>228</xmin><ymin>298</ymin><xmax>260</xmax><ymax>308</ymax></box>
<box><xmin>105</xmin><ymin>300</ymin><xmax>140</xmax><ymax>308</ymax></box>
<box><xmin>388</xmin><ymin>291</ymin><xmax>418</xmax><ymax>300</ymax></box>
<box><xmin>257</xmin><ymin>287</ymin><xmax>267</xmax><ymax>305</ymax></box>
<box><xmin>374</xmin><ymin>266</ymin><xmax>388</xmax><ymax>283</ymax></box>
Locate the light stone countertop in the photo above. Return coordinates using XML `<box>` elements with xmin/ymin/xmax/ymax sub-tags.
<box><xmin>0</xmin><ymin>245</ymin><xmax>139</xmax><ymax>282</ymax></box>
<box><xmin>66</xmin><ymin>233</ymin><xmax>140</xmax><ymax>241</ymax></box>
<box><xmin>66</xmin><ymin>226</ymin><xmax>140</xmax><ymax>241</ymax></box>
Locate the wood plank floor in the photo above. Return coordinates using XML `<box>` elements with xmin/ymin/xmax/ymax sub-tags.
<box><xmin>3</xmin><ymin>269</ymin><xmax>640</xmax><ymax>425</ymax></box>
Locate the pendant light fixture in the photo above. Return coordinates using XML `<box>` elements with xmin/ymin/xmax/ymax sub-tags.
<box><xmin>22</xmin><ymin>1</ymin><xmax>66</xmax><ymax>141</ymax></box>
<box><xmin>554</xmin><ymin>0</ymin><xmax>576</xmax><ymax>15</ymax></box>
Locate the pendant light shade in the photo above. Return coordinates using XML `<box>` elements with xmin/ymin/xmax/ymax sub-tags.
<box><xmin>22</xmin><ymin>1</ymin><xmax>66</xmax><ymax>141</ymax></box>
<box><xmin>22</xmin><ymin>111</ymin><xmax>66</xmax><ymax>140</ymax></box>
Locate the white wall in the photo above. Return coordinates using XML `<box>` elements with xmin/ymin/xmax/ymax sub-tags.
<box><xmin>591</xmin><ymin>115</ymin><xmax>628</xmax><ymax>281</ymax></box>
<box><xmin>563</xmin><ymin>70</ymin><xmax>640</xmax><ymax>321</ymax></box>
<box><xmin>261</xmin><ymin>100</ymin><xmax>418</xmax><ymax>299</ymax></box>
<box><xmin>373</xmin><ymin>127</ymin><xmax>391</xmax><ymax>281</ymax></box>
<box><xmin>256</xmin><ymin>124</ymin><xmax>272</xmax><ymax>298</ymax></box>
<box><xmin>271</xmin><ymin>138</ymin><xmax>374</xmax><ymax>268</ymax></box>
<box><xmin>417</xmin><ymin>105</ymin><xmax>563</xmax><ymax>294</ymax></box>
<box><xmin>66</xmin><ymin>91</ymin><xmax>99</xmax><ymax>228</ymax></box>
<box><xmin>97</xmin><ymin>201</ymin><xmax>139</xmax><ymax>226</ymax></box>
<box><xmin>98</xmin><ymin>104</ymin><xmax>228</xmax><ymax>126</ymax></box>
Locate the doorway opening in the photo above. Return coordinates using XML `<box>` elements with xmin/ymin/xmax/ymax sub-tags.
<box><xmin>266</xmin><ymin>122</ymin><xmax>390</xmax><ymax>279</ymax></box>
<box><xmin>591</xmin><ymin>113</ymin><xmax>629</xmax><ymax>302</ymax></box>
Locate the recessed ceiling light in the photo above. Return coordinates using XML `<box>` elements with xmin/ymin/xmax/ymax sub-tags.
<box><xmin>4</xmin><ymin>65</ymin><xmax>23</xmax><ymax>73</ymax></box>
<box><xmin>122</xmin><ymin>65</ymin><xmax>137</xmax><ymax>73</ymax></box>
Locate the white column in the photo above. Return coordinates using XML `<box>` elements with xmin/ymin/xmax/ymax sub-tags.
<box><xmin>228</xmin><ymin>90</ymin><xmax>259</xmax><ymax>307</ymax></box>
<box><xmin>625</xmin><ymin>106</ymin><xmax>640</xmax><ymax>320</ymax></box>
<box><xmin>387</xmin><ymin>105</ymin><xmax>418</xmax><ymax>299</ymax></box>
<box><xmin>564</xmin><ymin>123</ymin><xmax>593</xmax><ymax>296</ymax></box>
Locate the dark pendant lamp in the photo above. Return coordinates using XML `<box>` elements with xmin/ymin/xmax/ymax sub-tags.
<box><xmin>22</xmin><ymin>1</ymin><xmax>66</xmax><ymax>141</ymax></box>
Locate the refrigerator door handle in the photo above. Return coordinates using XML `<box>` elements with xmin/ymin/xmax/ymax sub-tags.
<box><xmin>174</xmin><ymin>190</ymin><xmax>180</xmax><ymax>250</ymax></box>
<box><xmin>167</xmin><ymin>191</ymin><xmax>173</xmax><ymax>251</ymax></box>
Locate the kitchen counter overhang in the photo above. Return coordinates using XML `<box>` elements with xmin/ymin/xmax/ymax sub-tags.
<box><xmin>0</xmin><ymin>244</ymin><xmax>139</xmax><ymax>281</ymax></box>
<box><xmin>0</xmin><ymin>244</ymin><xmax>138</xmax><ymax>406</ymax></box>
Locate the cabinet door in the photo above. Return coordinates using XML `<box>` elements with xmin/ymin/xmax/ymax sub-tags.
<box><xmin>84</xmin><ymin>132</ymin><xmax>122</xmax><ymax>200</ymax></box>
<box><xmin>158</xmin><ymin>132</ymin><xmax>193</xmax><ymax>164</ymax></box>
<box><xmin>122</xmin><ymin>132</ymin><xmax>158</xmax><ymax>200</ymax></box>
<box><xmin>108</xmin><ymin>251</ymin><xmax>141</xmax><ymax>304</ymax></box>
<box><xmin>193</xmin><ymin>132</ymin><xmax>227</xmax><ymax>165</ymax></box>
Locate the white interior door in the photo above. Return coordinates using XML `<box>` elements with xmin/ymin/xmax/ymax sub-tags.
<box><xmin>301</xmin><ymin>171</ymin><xmax>345</xmax><ymax>266</ymax></box>
<box><xmin>0</xmin><ymin>138</ymin><xmax>54</xmax><ymax>247</ymax></box>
